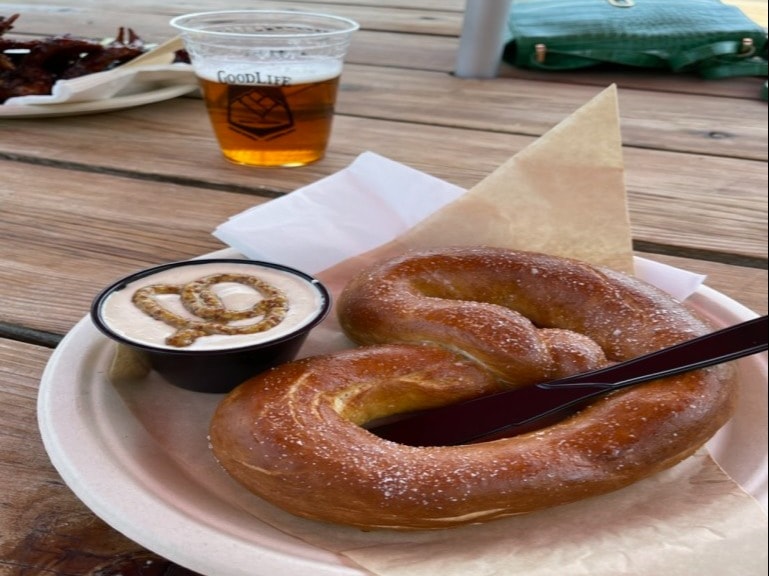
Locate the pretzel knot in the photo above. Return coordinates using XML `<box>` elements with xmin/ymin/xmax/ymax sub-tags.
<box><xmin>209</xmin><ymin>247</ymin><xmax>737</xmax><ymax>530</ymax></box>
<box><xmin>132</xmin><ymin>273</ymin><xmax>288</xmax><ymax>347</ymax></box>
<box><xmin>338</xmin><ymin>249</ymin><xmax>617</xmax><ymax>384</ymax></box>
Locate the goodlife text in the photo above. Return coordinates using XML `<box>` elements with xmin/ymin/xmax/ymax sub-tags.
<box><xmin>217</xmin><ymin>70</ymin><xmax>291</xmax><ymax>86</ymax></box>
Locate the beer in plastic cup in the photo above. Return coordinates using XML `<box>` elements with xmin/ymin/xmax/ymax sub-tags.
<box><xmin>171</xmin><ymin>10</ymin><xmax>358</xmax><ymax>167</ymax></box>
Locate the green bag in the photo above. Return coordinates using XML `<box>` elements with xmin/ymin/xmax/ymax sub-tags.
<box><xmin>502</xmin><ymin>0</ymin><xmax>768</xmax><ymax>79</ymax></box>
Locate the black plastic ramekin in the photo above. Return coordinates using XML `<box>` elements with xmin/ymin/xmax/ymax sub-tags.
<box><xmin>91</xmin><ymin>258</ymin><xmax>331</xmax><ymax>393</ymax></box>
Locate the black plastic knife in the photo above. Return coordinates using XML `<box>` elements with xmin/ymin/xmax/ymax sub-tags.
<box><xmin>367</xmin><ymin>315</ymin><xmax>768</xmax><ymax>446</ymax></box>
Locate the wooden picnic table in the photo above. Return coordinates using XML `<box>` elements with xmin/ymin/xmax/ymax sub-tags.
<box><xmin>1</xmin><ymin>1</ymin><xmax>766</xmax><ymax>574</ymax></box>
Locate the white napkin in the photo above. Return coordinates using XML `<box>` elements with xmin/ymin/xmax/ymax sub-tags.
<box><xmin>3</xmin><ymin>63</ymin><xmax>196</xmax><ymax>106</ymax></box>
<box><xmin>634</xmin><ymin>257</ymin><xmax>706</xmax><ymax>301</ymax></box>
<box><xmin>213</xmin><ymin>151</ymin><xmax>706</xmax><ymax>301</ymax></box>
<box><xmin>214</xmin><ymin>152</ymin><xmax>466</xmax><ymax>274</ymax></box>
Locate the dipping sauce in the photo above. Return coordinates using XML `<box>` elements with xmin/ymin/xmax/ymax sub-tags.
<box><xmin>91</xmin><ymin>259</ymin><xmax>331</xmax><ymax>393</ymax></box>
<box><xmin>98</xmin><ymin>261</ymin><xmax>327</xmax><ymax>352</ymax></box>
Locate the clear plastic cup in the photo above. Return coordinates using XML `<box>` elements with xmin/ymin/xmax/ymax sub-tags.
<box><xmin>171</xmin><ymin>10</ymin><xmax>358</xmax><ymax>167</ymax></box>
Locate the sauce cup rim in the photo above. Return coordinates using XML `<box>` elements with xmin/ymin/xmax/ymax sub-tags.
<box><xmin>90</xmin><ymin>258</ymin><xmax>331</xmax><ymax>356</ymax></box>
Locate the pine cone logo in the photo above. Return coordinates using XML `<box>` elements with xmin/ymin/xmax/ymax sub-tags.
<box><xmin>227</xmin><ymin>85</ymin><xmax>294</xmax><ymax>139</ymax></box>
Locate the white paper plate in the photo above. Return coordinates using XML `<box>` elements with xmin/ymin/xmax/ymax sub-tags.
<box><xmin>37</xmin><ymin>257</ymin><xmax>768</xmax><ymax>576</ymax></box>
<box><xmin>0</xmin><ymin>84</ymin><xmax>197</xmax><ymax>118</ymax></box>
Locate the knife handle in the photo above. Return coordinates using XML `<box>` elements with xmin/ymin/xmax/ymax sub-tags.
<box><xmin>368</xmin><ymin>316</ymin><xmax>767</xmax><ymax>446</ymax></box>
<box><xmin>545</xmin><ymin>315</ymin><xmax>768</xmax><ymax>388</ymax></box>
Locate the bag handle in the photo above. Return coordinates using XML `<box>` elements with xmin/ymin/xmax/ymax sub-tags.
<box><xmin>699</xmin><ymin>58</ymin><xmax>768</xmax><ymax>79</ymax></box>
<box><xmin>668</xmin><ymin>38</ymin><xmax>758</xmax><ymax>71</ymax></box>
<box><xmin>528</xmin><ymin>40</ymin><xmax>767</xmax><ymax>78</ymax></box>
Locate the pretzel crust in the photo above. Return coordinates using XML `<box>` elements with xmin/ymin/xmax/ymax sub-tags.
<box><xmin>209</xmin><ymin>247</ymin><xmax>737</xmax><ymax>530</ymax></box>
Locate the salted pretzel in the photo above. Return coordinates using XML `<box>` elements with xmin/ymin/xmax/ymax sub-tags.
<box><xmin>209</xmin><ymin>247</ymin><xmax>736</xmax><ymax>530</ymax></box>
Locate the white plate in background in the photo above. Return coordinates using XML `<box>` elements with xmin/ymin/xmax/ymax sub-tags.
<box><xmin>0</xmin><ymin>84</ymin><xmax>196</xmax><ymax>118</ymax></box>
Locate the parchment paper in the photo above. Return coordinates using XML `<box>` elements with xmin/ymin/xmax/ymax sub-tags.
<box><xmin>367</xmin><ymin>81</ymin><xmax>635</xmax><ymax>275</ymax></box>
<box><xmin>117</xmin><ymin>85</ymin><xmax>767</xmax><ymax>575</ymax></box>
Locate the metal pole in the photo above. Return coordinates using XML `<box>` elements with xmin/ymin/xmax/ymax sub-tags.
<box><xmin>454</xmin><ymin>0</ymin><xmax>512</xmax><ymax>78</ymax></box>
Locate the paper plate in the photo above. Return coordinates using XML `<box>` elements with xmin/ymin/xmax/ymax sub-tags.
<box><xmin>37</xmin><ymin>257</ymin><xmax>767</xmax><ymax>575</ymax></box>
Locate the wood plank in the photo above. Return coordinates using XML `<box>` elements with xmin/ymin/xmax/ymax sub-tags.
<box><xmin>1</xmin><ymin>60</ymin><xmax>766</xmax><ymax>162</ymax></box>
<box><xmin>0</xmin><ymin>163</ymin><xmax>257</xmax><ymax>335</ymax></box>
<box><xmin>2</xmin><ymin>98</ymin><xmax>765</xmax><ymax>259</ymax></box>
<box><xmin>8</xmin><ymin>0</ymin><xmax>762</xmax><ymax>35</ymax></box>
<box><xmin>220</xmin><ymin>0</ymin><xmax>465</xmax><ymax>11</ymax></box>
<box><xmin>1</xmin><ymin>0</ymin><xmax>464</xmax><ymax>39</ymax></box>
<box><xmin>333</xmin><ymin>65</ymin><xmax>768</xmax><ymax>161</ymax></box>
<box><xmin>623</xmin><ymin>147</ymin><xmax>767</xmax><ymax>261</ymax></box>
<box><xmin>1</xmin><ymin>159</ymin><xmax>765</xmax><ymax>336</ymax></box>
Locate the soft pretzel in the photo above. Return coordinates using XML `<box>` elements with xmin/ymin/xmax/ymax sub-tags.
<box><xmin>209</xmin><ymin>247</ymin><xmax>737</xmax><ymax>530</ymax></box>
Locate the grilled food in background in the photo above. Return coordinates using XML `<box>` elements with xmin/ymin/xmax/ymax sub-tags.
<box><xmin>0</xmin><ymin>14</ymin><xmax>188</xmax><ymax>103</ymax></box>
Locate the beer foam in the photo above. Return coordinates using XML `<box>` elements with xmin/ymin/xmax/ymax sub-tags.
<box><xmin>195</xmin><ymin>59</ymin><xmax>342</xmax><ymax>86</ymax></box>
<box><xmin>100</xmin><ymin>262</ymin><xmax>326</xmax><ymax>351</ymax></box>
